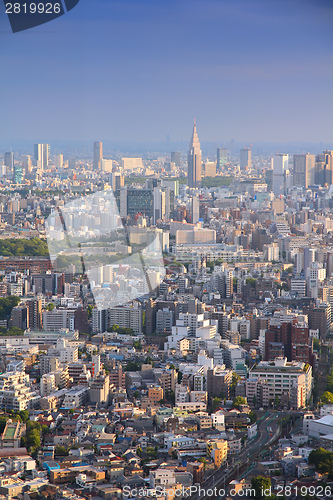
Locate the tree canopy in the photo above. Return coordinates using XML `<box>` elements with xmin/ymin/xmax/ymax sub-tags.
<box><xmin>320</xmin><ymin>391</ymin><xmax>333</xmax><ymax>404</ymax></box>
<box><xmin>308</xmin><ymin>448</ymin><xmax>333</xmax><ymax>478</ymax></box>
<box><xmin>251</xmin><ymin>476</ymin><xmax>272</xmax><ymax>498</ymax></box>
<box><xmin>0</xmin><ymin>296</ymin><xmax>21</xmax><ymax>320</ymax></box>
<box><xmin>0</xmin><ymin>238</ymin><xmax>49</xmax><ymax>256</ymax></box>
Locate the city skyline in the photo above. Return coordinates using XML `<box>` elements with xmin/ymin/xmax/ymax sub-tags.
<box><xmin>0</xmin><ymin>0</ymin><xmax>332</xmax><ymax>143</ymax></box>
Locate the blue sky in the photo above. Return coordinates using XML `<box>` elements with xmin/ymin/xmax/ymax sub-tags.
<box><xmin>0</xmin><ymin>0</ymin><xmax>332</xmax><ymax>143</ymax></box>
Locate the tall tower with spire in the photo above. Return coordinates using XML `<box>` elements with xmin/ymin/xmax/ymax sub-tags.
<box><xmin>187</xmin><ymin>119</ymin><xmax>202</xmax><ymax>188</ymax></box>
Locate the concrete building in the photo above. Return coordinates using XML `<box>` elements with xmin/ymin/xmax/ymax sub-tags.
<box><xmin>93</xmin><ymin>142</ymin><xmax>103</xmax><ymax>170</ymax></box>
<box><xmin>249</xmin><ymin>357</ymin><xmax>313</xmax><ymax>408</ymax></box>
<box><xmin>108</xmin><ymin>306</ymin><xmax>142</xmax><ymax>334</ymax></box>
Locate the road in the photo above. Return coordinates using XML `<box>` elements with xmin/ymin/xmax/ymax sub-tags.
<box><xmin>189</xmin><ymin>412</ymin><xmax>282</xmax><ymax>500</ymax></box>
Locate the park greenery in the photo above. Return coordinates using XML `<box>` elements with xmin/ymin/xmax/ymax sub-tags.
<box><xmin>0</xmin><ymin>238</ymin><xmax>49</xmax><ymax>256</ymax></box>
<box><xmin>0</xmin><ymin>326</ymin><xmax>24</xmax><ymax>336</ymax></box>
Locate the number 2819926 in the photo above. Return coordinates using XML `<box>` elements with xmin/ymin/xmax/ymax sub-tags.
<box><xmin>6</xmin><ymin>3</ymin><xmax>62</xmax><ymax>14</ymax></box>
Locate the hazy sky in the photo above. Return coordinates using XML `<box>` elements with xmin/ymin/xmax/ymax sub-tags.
<box><xmin>0</xmin><ymin>0</ymin><xmax>332</xmax><ymax>143</ymax></box>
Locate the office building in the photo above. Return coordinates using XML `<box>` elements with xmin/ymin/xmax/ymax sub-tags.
<box><xmin>171</xmin><ymin>151</ymin><xmax>181</xmax><ymax>167</ymax></box>
<box><xmin>22</xmin><ymin>155</ymin><xmax>32</xmax><ymax>174</ymax></box>
<box><xmin>93</xmin><ymin>141</ymin><xmax>103</xmax><ymax>170</ymax></box>
<box><xmin>54</xmin><ymin>154</ymin><xmax>63</xmax><ymax>170</ymax></box>
<box><xmin>109</xmin><ymin>172</ymin><xmax>124</xmax><ymax>191</ymax></box>
<box><xmin>119</xmin><ymin>186</ymin><xmax>154</xmax><ymax>220</ymax></box>
<box><xmin>315</xmin><ymin>150</ymin><xmax>333</xmax><ymax>186</ymax></box>
<box><xmin>4</xmin><ymin>152</ymin><xmax>14</xmax><ymax>170</ymax></box>
<box><xmin>293</xmin><ymin>154</ymin><xmax>315</xmax><ymax>188</ymax></box>
<box><xmin>272</xmin><ymin>153</ymin><xmax>289</xmax><ymax>196</ymax></box>
<box><xmin>240</xmin><ymin>147</ymin><xmax>251</xmax><ymax>170</ymax></box>
<box><xmin>13</xmin><ymin>164</ymin><xmax>23</xmax><ymax>184</ymax></box>
<box><xmin>202</xmin><ymin>161</ymin><xmax>216</xmax><ymax>177</ymax></box>
<box><xmin>34</xmin><ymin>144</ymin><xmax>50</xmax><ymax>170</ymax></box>
<box><xmin>187</xmin><ymin>119</ymin><xmax>202</xmax><ymax>188</ymax></box>
<box><xmin>217</xmin><ymin>148</ymin><xmax>227</xmax><ymax>170</ymax></box>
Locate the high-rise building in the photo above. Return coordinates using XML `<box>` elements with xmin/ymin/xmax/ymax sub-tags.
<box><xmin>34</xmin><ymin>144</ymin><xmax>50</xmax><ymax>170</ymax></box>
<box><xmin>4</xmin><ymin>152</ymin><xmax>14</xmax><ymax>170</ymax></box>
<box><xmin>187</xmin><ymin>119</ymin><xmax>202</xmax><ymax>188</ymax></box>
<box><xmin>293</xmin><ymin>154</ymin><xmax>315</xmax><ymax>188</ymax></box>
<box><xmin>13</xmin><ymin>164</ymin><xmax>23</xmax><ymax>184</ymax></box>
<box><xmin>22</xmin><ymin>155</ymin><xmax>32</xmax><ymax>174</ymax></box>
<box><xmin>54</xmin><ymin>154</ymin><xmax>63</xmax><ymax>170</ymax></box>
<box><xmin>272</xmin><ymin>154</ymin><xmax>289</xmax><ymax>196</ymax></box>
<box><xmin>217</xmin><ymin>148</ymin><xmax>227</xmax><ymax>170</ymax></box>
<box><xmin>240</xmin><ymin>147</ymin><xmax>252</xmax><ymax>170</ymax></box>
<box><xmin>171</xmin><ymin>151</ymin><xmax>181</xmax><ymax>167</ymax></box>
<box><xmin>109</xmin><ymin>172</ymin><xmax>124</xmax><ymax>191</ymax></box>
<box><xmin>191</xmin><ymin>195</ymin><xmax>200</xmax><ymax>224</ymax></box>
<box><xmin>93</xmin><ymin>141</ymin><xmax>103</xmax><ymax>170</ymax></box>
<box><xmin>153</xmin><ymin>186</ymin><xmax>166</xmax><ymax>223</ymax></box>
<box><xmin>315</xmin><ymin>150</ymin><xmax>333</xmax><ymax>186</ymax></box>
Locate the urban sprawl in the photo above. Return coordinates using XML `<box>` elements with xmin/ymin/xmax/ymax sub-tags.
<box><xmin>0</xmin><ymin>123</ymin><xmax>332</xmax><ymax>499</ymax></box>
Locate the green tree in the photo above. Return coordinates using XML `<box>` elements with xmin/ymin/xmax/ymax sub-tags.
<box><xmin>0</xmin><ymin>296</ymin><xmax>21</xmax><ymax>321</ymax></box>
<box><xmin>212</xmin><ymin>397</ymin><xmax>222</xmax><ymax>409</ymax></box>
<box><xmin>320</xmin><ymin>391</ymin><xmax>333</xmax><ymax>404</ymax></box>
<box><xmin>0</xmin><ymin>416</ymin><xmax>8</xmax><ymax>434</ymax></box>
<box><xmin>313</xmin><ymin>338</ymin><xmax>320</xmax><ymax>352</ymax></box>
<box><xmin>249</xmin><ymin>411</ymin><xmax>257</xmax><ymax>424</ymax></box>
<box><xmin>246</xmin><ymin>278</ymin><xmax>256</xmax><ymax>288</ymax></box>
<box><xmin>18</xmin><ymin>410</ymin><xmax>29</xmax><ymax>422</ymax></box>
<box><xmin>308</xmin><ymin>448</ymin><xmax>333</xmax><ymax>478</ymax></box>
<box><xmin>133</xmin><ymin>340</ymin><xmax>142</xmax><ymax>350</ymax></box>
<box><xmin>251</xmin><ymin>476</ymin><xmax>272</xmax><ymax>498</ymax></box>
<box><xmin>47</xmin><ymin>303</ymin><xmax>55</xmax><ymax>311</ymax></box>
<box><xmin>124</xmin><ymin>361</ymin><xmax>141</xmax><ymax>371</ymax></box>
<box><xmin>26</xmin><ymin>428</ymin><xmax>40</xmax><ymax>450</ymax></box>
<box><xmin>233</xmin><ymin>396</ymin><xmax>247</xmax><ymax>409</ymax></box>
<box><xmin>55</xmin><ymin>446</ymin><xmax>69</xmax><ymax>456</ymax></box>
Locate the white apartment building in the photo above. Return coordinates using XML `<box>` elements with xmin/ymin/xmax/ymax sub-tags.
<box><xmin>61</xmin><ymin>386</ymin><xmax>90</xmax><ymax>409</ymax></box>
<box><xmin>175</xmin><ymin>384</ymin><xmax>190</xmax><ymax>403</ymax></box>
<box><xmin>150</xmin><ymin>469</ymin><xmax>176</xmax><ymax>489</ymax></box>
<box><xmin>164</xmin><ymin>323</ymin><xmax>189</xmax><ymax>351</ymax></box>
<box><xmin>40</xmin><ymin>373</ymin><xmax>56</xmax><ymax>397</ymax></box>
<box><xmin>0</xmin><ymin>371</ymin><xmax>39</xmax><ymax>411</ymax></box>
<box><xmin>211</xmin><ymin>410</ymin><xmax>225</xmax><ymax>430</ymax></box>
<box><xmin>249</xmin><ymin>357</ymin><xmax>313</xmax><ymax>408</ymax></box>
